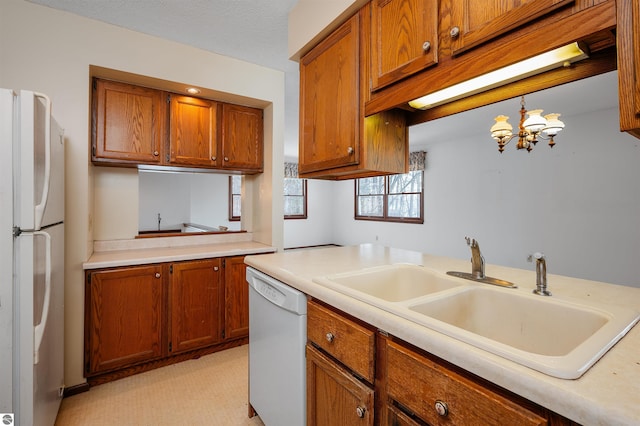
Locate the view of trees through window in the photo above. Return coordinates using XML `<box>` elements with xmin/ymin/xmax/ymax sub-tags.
<box><xmin>356</xmin><ymin>170</ymin><xmax>423</xmax><ymax>223</ymax></box>
<box><xmin>284</xmin><ymin>178</ymin><xmax>307</xmax><ymax>219</ymax></box>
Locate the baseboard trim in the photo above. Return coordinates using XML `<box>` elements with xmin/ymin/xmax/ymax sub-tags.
<box><xmin>63</xmin><ymin>382</ymin><xmax>90</xmax><ymax>398</ymax></box>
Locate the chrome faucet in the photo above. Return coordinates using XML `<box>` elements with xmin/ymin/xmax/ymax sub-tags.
<box><xmin>465</xmin><ymin>236</ymin><xmax>485</xmax><ymax>279</ymax></box>
<box><xmin>528</xmin><ymin>252</ymin><xmax>551</xmax><ymax>296</ymax></box>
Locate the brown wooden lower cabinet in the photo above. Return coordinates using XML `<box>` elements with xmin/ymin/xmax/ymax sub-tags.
<box><xmin>85</xmin><ymin>255</ymin><xmax>251</xmax><ymax>385</ymax></box>
<box><xmin>306</xmin><ymin>344</ymin><xmax>374</xmax><ymax>426</ymax></box>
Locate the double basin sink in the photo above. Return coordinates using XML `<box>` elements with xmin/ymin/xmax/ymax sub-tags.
<box><xmin>312</xmin><ymin>264</ymin><xmax>639</xmax><ymax>379</ymax></box>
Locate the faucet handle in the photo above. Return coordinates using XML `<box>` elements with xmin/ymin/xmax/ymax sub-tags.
<box><xmin>465</xmin><ymin>236</ymin><xmax>478</xmax><ymax>247</ymax></box>
<box><xmin>527</xmin><ymin>252</ymin><xmax>544</xmax><ymax>262</ymax></box>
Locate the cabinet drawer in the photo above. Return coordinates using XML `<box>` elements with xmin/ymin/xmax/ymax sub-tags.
<box><xmin>307</xmin><ymin>300</ymin><xmax>375</xmax><ymax>382</ymax></box>
<box><xmin>385</xmin><ymin>339</ymin><xmax>546</xmax><ymax>426</ymax></box>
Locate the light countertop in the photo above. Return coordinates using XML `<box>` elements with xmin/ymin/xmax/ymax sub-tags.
<box><xmin>245</xmin><ymin>244</ymin><xmax>640</xmax><ymax>426</ymax></box>
<box><xmin>83</xmin><ymin>233</ymin><xmax>276</xmax><ymax>269</ymax></box>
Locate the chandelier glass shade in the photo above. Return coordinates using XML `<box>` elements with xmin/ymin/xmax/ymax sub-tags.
<box><xmin>490</xmin><ymin>96</ymin><xmax>565</xmax><ymax>153</ymax></box>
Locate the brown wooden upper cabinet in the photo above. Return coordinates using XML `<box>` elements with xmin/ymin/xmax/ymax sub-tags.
<box><xmin>448</xmin><ymin>0</ymin><xmax>574</xmax><ymax>56</ymax></box>
<box><xmin>299</xmin><ymin>4</ymin><xmax>408</xmax><ymax>180</ymax></box>
<box><xmin>370</xmin><ymin>0</ymin><xmax>439</xmax><ymax>91</ymax></box>
<box><xmin>91</xmin><ymin>78</ymin><xmax>264</xmax><ymax>173</ymax></box>
<box><xmin>93</xmin><ymin>79</ymin><xmax>166</xmax><ymax>165</ymax></box>
<box><xmin>169</xmin><ymin>95</ymin><xmax>218</xmax><ymax>167</ymax></box>
<box><xmin>220</xmin><ymin>104</ymin><xmax>264</xmax><ymax>172</ymax></box>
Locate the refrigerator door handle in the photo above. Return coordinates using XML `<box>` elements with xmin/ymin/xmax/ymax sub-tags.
<box><xmin>33</xmin><ymin>230</ymin><xmax>51</xmax><ymax>365</ymax></box>
<box><xmin>33</xmin><ymin>92</ymin><xmax>51</xmax><ymax>230</ymax></box>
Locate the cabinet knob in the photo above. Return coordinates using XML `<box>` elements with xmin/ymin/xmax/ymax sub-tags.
<box><xmin>214</xmin><ymin>266</ymin><xmax>219</xmax><ymax>271</ymax></box>
<box><xmin>422</xmin><ymin>41</ymin><xmax>431</xmax><ymax>52</ymax></box>
<box><xmin>347</xmin><ymin>146</ymin><xmax>354</xmax><ymax>155</ymax></box>
<box><xmin>434</xmin><ymin>400</ymin><xmax>449</xmax><ymax>417</ymax></box>
<box><xmin>356</xmin><ymin>406</ymin><xmax>366</xmax><ymax>418</ymax></box>
<box><xmin>450</xmin><ymin>26</ymin><xmax>460</xmax><ymax>39</ymax></box>
<box><xmin>155</xmin><ymin>273</ymin><xmax>161</xmax><ymax>278</ymax></box>
<box><xmin>326</xmin><ymin>332</ymin><xmax>335</xmax><ymax>343</ymax></box>
<box><xmin>224</xmin><ymin>157</ymin><xmax>229</xmax><ymax>162</ymax></box>
<box><xmin>153</xmin><ymin>150</ymin><xmax>159</xmax><ymax>156</ymax></box>
<box><xmin>211</xmin><ymin>156</ymin><xmax>217</xmax><ymax>161</ymax></box>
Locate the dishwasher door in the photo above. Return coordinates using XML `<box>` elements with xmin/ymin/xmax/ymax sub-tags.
<box><xmin>247</xmin><ymin>267</ymin><xmax>307</xmax><ymax>426</ymax></box>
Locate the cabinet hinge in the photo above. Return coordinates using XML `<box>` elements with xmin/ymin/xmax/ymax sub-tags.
<box><xmin>87</xmin><ymin>273</ymin><xmax>91</xmax><ymax>284</ymax></box>
<box><xmin>91</xmin><ymin>145</ymin><xmax>96</xmax><ymax>157</ymax></box>
<box><xmin>222</xmin><ymin>259</ymin><xmax>226</xmax><ymax>268</ymax></box>
<box><xmin>169</xmin><ymin>342</ymin><xmax>172</xmax><ymax>352</ymax></box>
<box><xmin>92</xmin><ymin>79</ymin><xmax>97</xmax><ymax>90</ymax></box>
<box><xmin>167</xmin><ymin>94</ymin><xmax>171</xmax><ymax>104</ymax></box>
<box><xmin>169</xmin><ymin>264</ymin><xmax>173</xmax><ymax>274</ymax></box>
<box><xmin>222</xmin><ymin>330</ymin><xmax>225</xmax><ymax>339</ymax></box>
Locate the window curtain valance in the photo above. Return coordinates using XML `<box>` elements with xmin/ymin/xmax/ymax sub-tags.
<box><xmin>284</xmin><ymin>162</ymin><xmax>298</xmax><ymax>178</ymax></box>
<box><xmin>409</xmin><ymin>151</ymin><xmax>426</xmax><ymax>171</ymax></box>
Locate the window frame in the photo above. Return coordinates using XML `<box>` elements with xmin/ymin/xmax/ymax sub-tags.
<box><xmin>228</xmin><ymin>175</ymin><xmax>241</xmax><ymax>221</ymax></box>
<box><xmin>354</xmin><ymin>170</ymin><xmax>424</xmax><ymax>224</ymax></box>
<box><xmin>284</xmin><ymin>178</ymin><xmax>308</xmax><ymax>220</ymax></box>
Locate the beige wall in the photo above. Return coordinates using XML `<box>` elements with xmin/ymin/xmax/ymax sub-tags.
<box><xmin>288</xmin><ymin>0</ymin><xmax>368</xmax><ymax>59</ymax></box>
<box><xmin>1</xmin><ymin>0</ymin><xmax>284</xmax><ymax>387</ymax></box>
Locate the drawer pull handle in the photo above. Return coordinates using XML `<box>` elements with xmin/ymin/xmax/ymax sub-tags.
<box><xmin>435</xmin><ymin>400</ymin><xmax>449</xmax><ymax>417</ymax></box>
<box><xmin>326</xmin><ymin>332</ymin><xmax>335</xmax><ymax>343</ymax></box>
<box><xmin>356</xmin><ymin>406</ymin><xmax>366</xmax><ymax>418</ymax></box>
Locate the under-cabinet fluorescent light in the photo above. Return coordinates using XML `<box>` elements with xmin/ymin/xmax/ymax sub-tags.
<box><xmin>408</xmin><ymin>42</ymin><xmax>588</xmax><ymax>110</ymax></box>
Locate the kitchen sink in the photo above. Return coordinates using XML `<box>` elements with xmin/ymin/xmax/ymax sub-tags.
<box><xmin>313</xmin><ymin>263</ymin><xmax>463</xmax><ymax>303</ymax></box>
<box><xmin>313</xmin><ymin>264</ymin><xmax>639</xmax><ymax>379</ymax></box>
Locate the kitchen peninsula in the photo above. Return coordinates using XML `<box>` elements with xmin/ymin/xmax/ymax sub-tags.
<box><xmin>245</xmin><ymin>244</ymin><xmax>640</xmax><ymax>425</ymax></box>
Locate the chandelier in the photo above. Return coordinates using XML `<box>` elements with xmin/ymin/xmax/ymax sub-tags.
<box><xmin>490</xmin><ymin>96</ymin><xmax>565</xmax><ymax>153</ymax></box>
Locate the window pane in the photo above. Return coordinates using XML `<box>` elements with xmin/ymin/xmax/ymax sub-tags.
<box><xmin>358</xmin><ymin>176</ymin><xmax>385</xmax><ymax>195</ymax></box>
<box><xmin>232</xmin><ymin>194</ymin><xmax>241</xmax><ymax>217</ymax></box>
<box><xmin>231</xmin><ymin>175</ymin><xmax>242</xmax><ymax>193</ymax></box>
<box><xmin>389</xmin><ymin>171</ymin><xmax>422</xmax><ymax>194</ymax></box>
<box><xmin>388</xmin><ymin>194</ymin><xmax>420</xmax><ymax>218</ymax></box>
<box><xmin>284</xmin><ymin>178</ymin><xmax>304</xmax><ymax>196</ymax></box>
<box><xmin>284</xmin><ymin>195</ymin><xmax>304</xmax><ymax>216</ymax></box>
<box><xmin>358</xmin><ymin>195</ymin><xmax>384</xmax><ymax>216</ymax></box>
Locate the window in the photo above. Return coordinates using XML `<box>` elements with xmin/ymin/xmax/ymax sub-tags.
<box><xmin>229</xmin><ymin>175</ymin><xmax>242</xmax><ymax>221</ymax></box>
<box><xmin>355</xmin><ymin>170</ymin><xmax>424</xmax><ymax>223</ymax></box>
<box><xmin>284</xmin><ymin>178</ymin><xmax>307</xmax><ymax>219</ymax></box>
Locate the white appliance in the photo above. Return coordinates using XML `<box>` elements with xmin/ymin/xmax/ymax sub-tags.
<box><xmin>0</xmin><ymin>89</ymin><xmax>65</xmax><ymax>426</ymax></box>
<box><xmin>247</xmin><ymin>267</ymin><xmax>307</xmax><ymax>426</ymax></box>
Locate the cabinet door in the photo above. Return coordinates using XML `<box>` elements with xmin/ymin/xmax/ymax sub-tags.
<box><xmin>371</xmin><ymin>0</ymin><xmax>439</xmax><ymax>90</ymax></box>
<box><xmin>224</xmin><ymin>256</ymin><xmax>249</xmax><ymax>340</ymax></box>
<box><xmin>299</xmin><ymin>13</ymin><xmax>360</xmax><ymax>174</ymax></box>
<box><xmin>93</xmin><ymin>79</ymin><xmax>165</xmax><ymax>164</ymax></box>
<box><xmin>221</xmin><ymin>104</ymin><xmax>263</xmax><ymax>172</ymax></box>
<box><xmin>86</xmin><ymin>264</ymin><xmax>165</xmax><ymax>374</ymax></box>
<box><xmin>618</xmin><ymin>0</ymin><xmax>640</xmax><ymax>139</ymax></box>
<box><xmin>169</xmin><ymin>95</ymin><xmax>219</xmax><ymax>167</ymax></box>
<box><xmin>449</xmin><ymin>0</ymin><xmax>573</xmax><ymax>55</ymax></box>
<box><xmin>170</xmin><ymin>258</ymin><xmax>223</xmax><ymax>354</ymax></box>
<box><xmin>384</xmin><ymin>339</ymin><xmax>547</xmax><ymax>425</ymax></box>
<box><xmin>307</xmin><ymin>344</ymin><xmax>374</xmax><ymax>426</ymax></box>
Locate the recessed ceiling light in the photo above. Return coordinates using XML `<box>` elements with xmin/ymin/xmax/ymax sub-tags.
<box><xmin>186</xmin><ymin>87</ymin><xmax>201</xmax><ymax>95</ymax></box>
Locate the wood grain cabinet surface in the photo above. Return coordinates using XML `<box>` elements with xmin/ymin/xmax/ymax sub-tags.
<box><xmin>91</xmin><ymin>78</ymin><xmax>264</xmax><ymax>172</ymax></box>
<box><xmin>85</xmin><ymin>255</ymin><xmax>252</xmax><ymax>384</ymax></box>
<box><xmin>85</xmin><ymin>264</ymin><xmax>166</xmax><ymax>375</ymax></box>
<box><xmin>168</xmin><ymin>95</ymin><xmax>219</xmax><ymax>168</ymax></box>
<box><xmin>299</xmin><ymin>5</ymin><xmax>408</xmax><ymax>180</ymax></box>
<box><xmin>169</xmin><ymin>258</ymin><xmax>223</xmax><ymax>354</ymax></box>
<box><xmin>92</xmin><ymin>79</ymin><xmax>165</xmax><ymax>165</ymax></box>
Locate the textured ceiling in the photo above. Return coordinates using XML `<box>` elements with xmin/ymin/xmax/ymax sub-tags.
<box><xmin>27</xmin><ymin>0</ymin><xmax>618</xmax><ymax>160</ymax></box>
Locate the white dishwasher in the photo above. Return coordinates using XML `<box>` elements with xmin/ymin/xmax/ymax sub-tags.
<box><xmin>247</xmin><ymin>267</ymin><xmax>307</xmax><ymax>426</ymax></box>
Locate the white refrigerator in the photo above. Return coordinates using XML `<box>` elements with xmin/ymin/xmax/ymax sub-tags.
<box><xmin>0</xmin><ymin>89</ymin><xmax>65</xmax><ymax>426</ymax></box>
